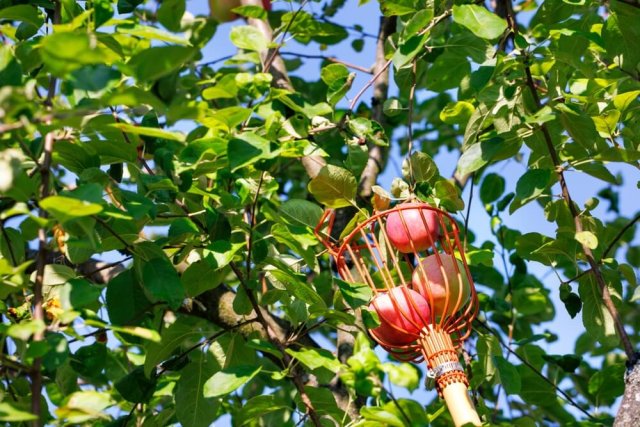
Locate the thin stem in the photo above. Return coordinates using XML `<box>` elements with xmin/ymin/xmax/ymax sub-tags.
<box><xmin>463</xmin><ymin>175</ymin><xmax>474</xmax><ymax>249</ymax></box>
<box><xmin>601</xmin><ymin>213</ymin><xmax>640</xmax><ymax>260</ymax></box>
<box><xmin>263</xmin><ymin>0</ymin><xmax>309</xmax><ymax>74</ymax></box>
<box><xmin>476</xmin><ymin>319</ymin><xmax>595</xmax><ymax>420</ymax></box>
<box><xmin>349</xmin><ymin>58</ymin><xmax>392</xmax><ymax>112</ymax></box>
<box><xmin>32</xmin><ymin>3</ymin><xmax>61</xmax><ymax>423</ymax></box>
<box><xmin>280</xmin><ymin>51</ymin><xmax>372</xmax><ymax>74</ymax></box>
<box><xmin>406</xmin><ymin>60</ymin><xmax>418</xmax><ymax>189</ymax></box>
<box><xmin>245</xmin><ymin>171</ymin><xmax>265</xmax><ymax>279</ymax></box>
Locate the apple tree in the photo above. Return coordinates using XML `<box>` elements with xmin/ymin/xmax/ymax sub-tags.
<box><xmin>0</xmin><ymin>0</ymin><xmax>638</xmax><ymax>426</ymax></box>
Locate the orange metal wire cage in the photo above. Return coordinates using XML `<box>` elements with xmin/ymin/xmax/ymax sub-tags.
<box><xmin>315</xmin><ymin>201</ymin><xmax>479</xmax><ymax>397</ymax></box>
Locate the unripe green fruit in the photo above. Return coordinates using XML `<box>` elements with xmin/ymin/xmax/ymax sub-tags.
<box><xmin>411</xmin><ymin>254</ymin><xmax>471</xmax><ymax>317</ymax></box>
<box><xmin>209</xmin><ymin>0</ymin><xmax>271</xmax><ymax>23</ymax></box>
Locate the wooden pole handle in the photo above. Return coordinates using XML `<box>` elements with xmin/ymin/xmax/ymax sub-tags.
<box><xmin>441</xmin><ymin>382</ymin><xmax>481</xmax><ymax>427</ymax></box>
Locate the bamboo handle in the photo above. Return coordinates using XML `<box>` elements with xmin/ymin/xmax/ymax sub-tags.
<box><xmin>442</xmin><ymin>382</ymin><xmax>481</xmax><ymax>427</ymax></box>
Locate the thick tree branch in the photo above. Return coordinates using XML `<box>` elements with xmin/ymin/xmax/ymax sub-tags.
<box><xmin>240</xmin><ymin>0</ymin><xmax>326</xmax><ymax>180</ymax></box>
<box><xmin>358</xmin><ymin>16</ymin><xmax>396</xmax><ymax>199</ymax></box>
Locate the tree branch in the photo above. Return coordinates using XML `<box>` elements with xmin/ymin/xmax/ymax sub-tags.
<box><xmin>601</xmin><ymin>212</ymin><xmax>640</xmax><ymax>260</ymax></box>
<box><xmin>357</xmin><ymin>16</ymin><xmax>396</xmax><ymax>200</ymax></box>
<box><xmin>31</xmin><ymin>3</ymin><xmax>60</xmax><ymax>424</ymax></box>
<box><xmin>240</xmin><ymin>0</ymin><xmax>326</xmax><ymax>179</ymax></box>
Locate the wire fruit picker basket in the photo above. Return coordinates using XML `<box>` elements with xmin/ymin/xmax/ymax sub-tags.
<box><xmin>315</xmin><ymin>201</ymin><xmax>481</xmax><ymax>426</ymax></box>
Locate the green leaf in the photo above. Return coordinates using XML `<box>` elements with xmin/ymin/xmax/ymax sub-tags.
<box><xmin>0</xmin><ymin>402</ymin><xmax>36</xmax><ymax>422</ymax></box>
<box><xmin>516</xmin><ymin>365</ymin><xmax>556</xmax><ymax>406</ymax></box>
<box><xmin>142</xmin><ymin>257</ymin><xmax>185</xmax><ymax>310</ymax></box>
<box><xmin>106</xmin><ymin>270</ymin><xmax>153</xmax><ymax>326</ymax></box>
<box><xmin>110</xmin><ymin>123</ymin><xmax>186</xmax><ymax>142</ymax></box>
<box><xmin>40</xmin><ymin>196</ymin><xmax>103</xmax><ymax>223</ymax></box>
<box><xmin>181</xmin><ymin>262</ymin><xmax>227</xmax><ymax>298</ymax></box>
<box><xmin>510</xmin><ymin>168</ymin><xmax>553</xmax><ymax>213</ymax></box>
<box><xmin>157</xmin><ymin>0</ymin><xmax>185</xmax><ymax>32</ymax></box>
<box><xmin>175</xmin><ymin>351</ymin><xmax>220</xmax><ymax>427</ymax></box>
<box><xmin>321</xmin><ymin>63</ymin><xmax>354</xmax><ymax>106</ymax></box>
<box><xmin>144</xmin><ymin>316</ymin><xmax>213</xmax><ymax>377</ymax></box>
<box><xmin>228</xmin><ymin>133</ymin><xmax>272</xmax><ymax>171</ymax></box>
<box><xmin>575</xmin><ymin>231</ymin><xmax>598</xmax><ymax>250</ymax></box>
<box><xmin>588</xmin><ymin>363</ymin><xmax>625</xmax><ymax>405</ymax></box>
<box><xmin>457</xmin><ymin>137</ymin><xmax>522</xmax><ymax>176</ymax></box>
<box><xmin>434</xmin><ymin>178</ymin><xmax>464</xmax><ymax>212</ymax></box>
<box><xmin>347</xmin><ymin>117</ymin><xmax>389</xmax><ymax>147</ymax></box>
<box><xmin>0</xmin><ymin>45</ymin><xmax>21</xmax><ymax>86</ymax></box>
<box><xmin>402</xmin><ymin>152</ymin><xmax>439</xmax><ymax>184</ymax></box>
<box><xmin>41</xmin><ymin>32</ymin><xmax>112</xmax><ymax>76</ymax></box>
<box><xmin>383</xmin><ymin>98</ymin><xmax>405</xmax><ymax>117</ymax></box>
<box><xmin>55</xmin><ymin>391</ymin><xmax>113</xmax><ymax>423</ymax></box>
<box><xmin>559</xmin><ymin>283</ymin><xmax>582</xmax><ymax>318</ymax></box>
<box><xmin>480</xmin><ymin>173</ymin><xmax>506</xmax><ymax>204</ymax></box>
<box><xmin>440</xmin><ymin>101</ymin><xmax>475</xmax><ymax>125</ymax></box>
<box><xmin>115</xmin><ymin>366</ymin><xmax>157</xmax><ymax>403</ymax></box>
<box><xmin>392</xmin><ymin>33</ymin><xmax>428</xmax><ymax>68</ymax></box>
<box><xmin>230</xmin><ymin>26</ymin><xmax>269</xmax><ymax>52</ymax></box>
<box><xmin>128</xmin><ymin>46</ymin><xmax>197</xmax><ymax>81</ymax></box>
<box><xmin>380</xmin><ymin>0</ymin><xmax>417</xmax><ymax>16</ymax></box>
<box><xmin>286</xmin><ymin>348</ymin><xmax>342</xmax><ymax>373</ymax></box>
<box><xmin>279</xmin><ymin>199</ymin><xmax>324</xmax><ymax>229</ymax></box>
<box><xmin>381</xmin><ymin>363</ymin><xmax>420</xmax><ymax>391</ymax></box>
<box><xmin>0</xmin><ymin>5</ymin><xmax>44</xmax><ymax>28</ymax></box>
<box><xmin>308</xmin><ymin>165</ymin><xmax>357</xmax><ymax>208</ymax></box>
<box><xmin>579</xmin><ymin>275</ymin><xmax>618</xmax><ymax>346</ymax></box>
<box><xmin>335</xmin><ymin>278</ymin><xmax>373</xmax><ymax>309</ymax></box>
<box><xmin>236</xmin><ymin>395</ymin><xmax>289</xmax><ymax>426</ymax></box>
<box><xmin>493</xmin><ymin>356</ymin><xmax>521</xmax><ymax>395</ymax></box>
<box><xmin>602</xmin><ymin>0</ymin><xmax>640</xmax><ymax>76</ymax></box>
<box><xmin>452</xmin><ymin>5</ymin><xmax>508</xmax><ymax>40</ymax></box>
<box><xmin>203</xmin><ymin>366</ymin><xmax>262</xmax><ymax>397</ymax></box>
<box><xmin>425</xmin><ymin>52</ymin><xmax>471</xmax><ymax>92</ymax></box>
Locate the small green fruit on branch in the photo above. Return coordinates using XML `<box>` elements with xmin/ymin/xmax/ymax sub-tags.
<box><xmin>209</xmin><ymin>0</ymin><xmax>271</xmax><ymax>23</ymax></box>
<box><xmin>385</xmin><ymin>203</ymin><xmax>440</xmax><ymax>253</ymax></box>
<box><xmin>368</xmin><ymin>286</ymin><xmax>431</xmax><ymax>346</ymax></box>
<box><xmin>412</xmin><ymin>254</ymin><xmax>471</xmax><ymax>317</ymax></box>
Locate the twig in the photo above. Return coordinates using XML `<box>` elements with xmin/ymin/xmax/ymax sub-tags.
<box><xmin>601</xmin><ymin>213</ymin><xmax>640</xmax><ymax>260</ymax></box>
<box><xmin>476</xmin><ymin>319</ymin><xmax>595</xmax><ymax>420</ymax></box>
<box><xmin>245</xmin><ymin>171</ymin><xmax>265</xmax><ymax>278</ymax></box>
<box><xmin>348</xmin><ymin>9</ymin><xmax>452</xmax><ymax>113</ymax></box>
<box><xmin>348</xmin><ymin>58</ymin><xmax>392</xmax><ymax>112</ymax></box>
<box><xmin>31</xmin><ymin>3</ymin><xmax>61</xmax><ymax>423</ymax></box>
<box><xmin>263</xmin><ymin>0</ymin><xmax>309</xmax><ymax>74</ymax></box>
<box><xmin>280</xmin><ymin>52</ymin><xmax>372</xmax><ymax>74</ymax></box>
<box><xmin>109</xmin><ymin>107</ymin><xmax>154</xmax><ymax>175</ymax></box>
<box><xmin>94</xmin><ymin>216</ymin><xmax>136</xmax><ymax>254</ymax></box>
<box><xmin>463</xmin><ymin>174</ymin><xmax>475</xmax><ymax>249</ymax></box>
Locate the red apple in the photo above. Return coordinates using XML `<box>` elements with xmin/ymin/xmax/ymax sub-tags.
<box><xmin>385</xmin><ymin>203</ymin><xmax>440</xmax><ymax>253</ymax></box>
<box><xmin>368</xmin><ymin>286</ymin><xmax>431</xmax><ymax>346</ymax></box>
<box><xmin>209</xmin><ymin>0</ymin><xmax>271</xmax><ymax>23</ymax></box>
<box><xmin>411</xmin><ymin>254</ymin><xmax>471</xmax><ymax>317</ymax></box>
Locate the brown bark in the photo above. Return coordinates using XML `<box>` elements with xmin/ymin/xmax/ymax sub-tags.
<box><xmin>615</xmin><ymin>361</ymin><xmax>640</xmax><ymax>426</ymax></box>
